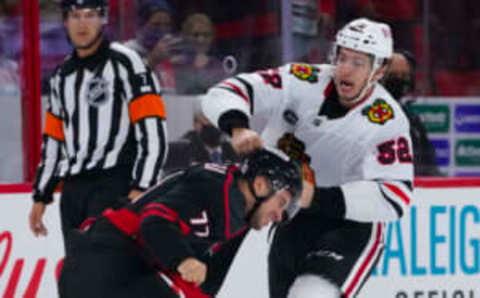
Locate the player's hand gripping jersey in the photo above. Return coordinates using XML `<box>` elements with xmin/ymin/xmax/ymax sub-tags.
<box><xmin>203</xmin><ymin>63</ymin><xmax>414</xmax><ymax>222</ymax></box>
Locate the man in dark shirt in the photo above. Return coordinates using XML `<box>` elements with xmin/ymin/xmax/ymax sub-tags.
<box><xmin>58</xmin><ymin>148</ymin><xmax>302</xmax><ymax>298</ymax></box>
<box><xmin>164</xmin><ymin>100</ymin><xmax>240</xmax><ymax>173</ymax></box>
<box><xmin>383</xmin><ymin>50</ymin><xmax>442</xmax><ymax>176</ymax></box>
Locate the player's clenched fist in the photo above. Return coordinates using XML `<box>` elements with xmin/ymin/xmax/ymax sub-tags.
<box><xmin>231</xmin><ymin>128</ymin><xmax>263</xmax><ymax>155</ymax></box>
<box><xmin>177</xmin><ymin>257</ymin><xmax>207</xmax><ymax>286</ymax></box>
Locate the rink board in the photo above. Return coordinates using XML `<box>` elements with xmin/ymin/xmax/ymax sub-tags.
<box><xmin>1</xmin><ymin>186</ymin><xmax>479</xmax><ymax>298</ymax></box>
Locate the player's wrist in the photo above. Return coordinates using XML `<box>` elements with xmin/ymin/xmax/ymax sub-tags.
<box><xmin>32</xmin><ymin>193</ymin><xmax>53</xmax><ymax>204</ymax></box>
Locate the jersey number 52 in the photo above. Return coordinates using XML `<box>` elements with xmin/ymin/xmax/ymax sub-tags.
<box><xmin>377</xmin><ymin>137</ymin><xmax>413</xmax><ymax>164</ymax></box>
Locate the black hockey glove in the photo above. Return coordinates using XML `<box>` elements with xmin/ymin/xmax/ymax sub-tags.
<box><xmin>277</xmin><ymin>133</ymin><xmax>310</xmax><ymax>163</ymax></box>
<box><xmin>277</xmin><ymin>133</ymin><xmax>315</xmax><ymax>184</ymax></box>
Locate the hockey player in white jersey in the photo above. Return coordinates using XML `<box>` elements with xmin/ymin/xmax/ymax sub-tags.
<box><xmin>201</xmin><ymin>18</ymin><xmax>413</xmax><ymax>298</ymax></box>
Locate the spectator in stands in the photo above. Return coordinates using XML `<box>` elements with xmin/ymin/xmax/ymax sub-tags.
<box><xmin>164</xmin><ymin>99</ymin><xmax>239</xmax><ymax>173</ymax></box>
<box><xmin>124</xmin><ymin>0</ymin><xmax>180</xmax><ymax>93</ymax></box>
<box><xmin>174</xmin><ymin>13</ymin><xmax>226</xmax><ymax>94</ymax></box>
<box><xmin>383</xmin><ymin>50</ymin><xmax>442</xmax><ymax>176</ymax></box>
<box><xmin>39</xmin><ymin>9</ymin><xmax>72</xmax><ymax>84</ymax></box>
<box><xmin>0</xmin><ymin>30</ymin><xmax>22</xmax><ymax>182</ymax></box>
<box><xmin>0</xmin><ymin>6</ymin><xmax>20</xmax><ymax>59</ymax></box>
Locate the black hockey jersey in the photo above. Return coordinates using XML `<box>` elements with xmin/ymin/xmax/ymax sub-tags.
<box><xmin>100</xmin><ymin>163</ymin><xmax>249</xmax><ymax>294</ymax></box>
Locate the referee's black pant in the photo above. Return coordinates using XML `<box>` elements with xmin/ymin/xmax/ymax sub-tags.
<box><xmin>60</xmin><ymin>166</ymin><xmax>132</xmax><ymax>254</ymax></box>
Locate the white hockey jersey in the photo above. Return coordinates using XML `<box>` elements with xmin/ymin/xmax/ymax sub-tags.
<box><xmin>202</xmin><ymin>63</ymin><xmax>414</xmax><ymax>223</ymax></box>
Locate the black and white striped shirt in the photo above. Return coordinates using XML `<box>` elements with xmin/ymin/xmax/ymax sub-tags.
<box><xmin>33</xmin><ymin>40</ymin><xmax>168</xmax><ymax>203</ymax></box>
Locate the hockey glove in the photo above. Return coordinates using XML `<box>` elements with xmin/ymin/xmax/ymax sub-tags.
<box><xmin>277</xmin><ymin>133</ymin><xmax>310</xmax><ymax>164</ymax></box>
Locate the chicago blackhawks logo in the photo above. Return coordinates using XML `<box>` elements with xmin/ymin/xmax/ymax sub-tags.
<box><xmin>362</xmin><ymin>99</ymin><xmax>394</xmax><ymax>125</ymax></box>
<box><xmin>290</xmin><ymin>64</ymin><xmax>319</xmax><ymax>83</ymax></box>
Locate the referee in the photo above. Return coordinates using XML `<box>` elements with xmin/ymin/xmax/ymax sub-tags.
<box><xmin>28</xmin><ymin>0</ymin><xmax>168</xmax><ymax>252</ymax></box>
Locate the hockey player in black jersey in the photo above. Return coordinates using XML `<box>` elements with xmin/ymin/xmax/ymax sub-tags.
<box><xmin>58</xmin><ymin>148</ymin><xmax>302</xmax><ymax>298</ymax></box>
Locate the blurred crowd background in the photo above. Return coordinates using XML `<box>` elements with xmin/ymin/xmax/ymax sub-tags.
<box><xmin>1</xmin><ymin>0</ymin><xmax>480</xmax><ymax>182</ymax></box>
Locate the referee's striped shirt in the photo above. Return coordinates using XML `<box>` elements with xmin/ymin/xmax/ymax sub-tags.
<box><xmin>33</xmin><ymin>40</ymin><xmax>168</xmax><ymax>203</ymax></box>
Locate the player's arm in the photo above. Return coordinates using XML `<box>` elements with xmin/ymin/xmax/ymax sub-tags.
<box><xmin>138</xmin><ymin>203</ymin><xmax>207</xmax><ymax>285</ymax></box>
<box><xmin>201</xmin><ymin>65</ymin><xmax>290</xmax><ymax>153</ymax></box>
<box><xmin>310</xmin><ymin>179</ymin><xmax>413</xmax><ymax>222</ymax></box>
<box><xmin>30</xmin><ymin>75</ymin><xmax>63</xmax><ymax>236</ymax></box>
<box><xmin>310</xmin><ymin>131</ymin><xmax>414</xmax><ymax>223</ymax></box>
<box><xmin>119</xmin><ymin>46</ymin><xmax>168</xmax><ymax>196</ymax></box>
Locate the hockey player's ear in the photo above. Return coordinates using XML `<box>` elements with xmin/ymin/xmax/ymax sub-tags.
<box><xmin>372</xmin><ymin>63</ymin><xmax>388</xmax><ymax>82</ymax></box>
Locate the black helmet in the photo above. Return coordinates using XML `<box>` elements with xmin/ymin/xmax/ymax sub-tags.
<box><xmin>241</xmin><ymin>147</ymin><xmax>303</xmax><ymax>220</ymax></box>
<box><xmin>61</xmin><ymin>0</ymin><xmax>108</xmax><ymax>18</ymax></box>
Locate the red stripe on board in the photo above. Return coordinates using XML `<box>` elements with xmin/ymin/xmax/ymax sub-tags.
<box><xmin>55</xmin><ymin>258</ymin><xmax>64</xmax><ymax>282</ymax></box>
<box><xmin>3</xmin><ymin>259</ymin><xmax>24</xmax><ymax>298</ymax></box>
<box><xmin>24</xmin><ymin>258</ymin><xmax>47</xmax><ymax>298</ymax></box>
<box><xmin>1</xmin><ymin>178</ymin><xmax>480</xmax><ymax>198</ymax></box>
<box><xmin>344</xmin><ymin>223</ymin><xmax>383</xmax><ymax>297</ymax></box>
<box><xmin>414</xmin><ymin>177</ymin><xmax>480</xmax><ymax>188</ymax></box>
<box><xmin>0</xmin><ymin>231</ymin><xmax>13</xmax><ymax>276</ymax></box>
<box><xmin>0</xmin><ymin>184</ymin><xmax>32</xmax><ymax>193</ymax></box>
<box><xmin>383</xmin><ymin>183</ymin><xmax>410</xmax><ymax>205</ymax></box>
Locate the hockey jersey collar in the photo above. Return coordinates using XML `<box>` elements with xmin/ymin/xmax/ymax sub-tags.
<box><xmin>225</xmin><ymin>168</ymin><xmax>248</xmax><ymax>239</ymax></box>
<box><xmin>320</xmin><ymin>80</ymin><xmax>349</xmax><ymax>119</ymax></box>
<box><xmin>322</xmin><ymin>79</ymin><xmax>375</xmax><ymax>118</ymax></box>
